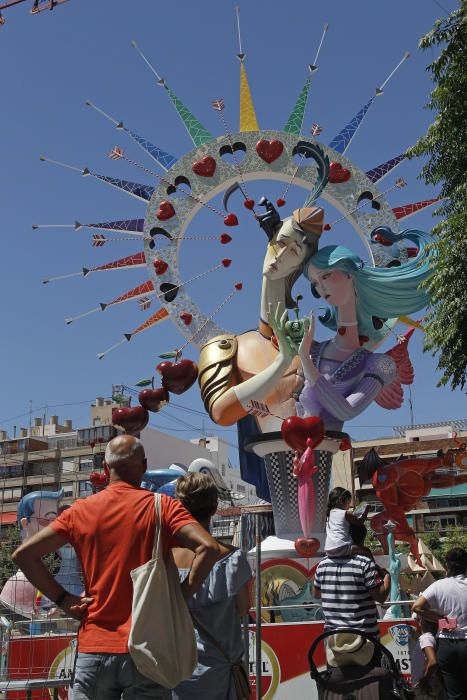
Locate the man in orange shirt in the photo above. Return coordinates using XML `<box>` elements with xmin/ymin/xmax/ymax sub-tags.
<box><xmin>13</xmin><ymin>434</ymin><xmax>223</xmax><ymax>699</ymax></box>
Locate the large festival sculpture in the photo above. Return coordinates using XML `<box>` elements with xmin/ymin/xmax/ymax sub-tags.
<box><xmin>37</xmin><ymin>9</ymin><xmax>461</xmax><ymax>567</ymax></box>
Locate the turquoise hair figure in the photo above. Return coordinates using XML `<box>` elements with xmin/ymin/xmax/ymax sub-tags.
<box><xmin>306</xmin><ymin>227</ymin><xmax>433</xmax><ymax>345</ymax></box>
<box><xmin>282</xmin><ymin>226</ymin><xmax>436</xmax><ymax>433</ymax></box>
<box><xmin>305</xmin><ymin>226</ymin><xmax>433</xmax><ymax>345</ymax></box>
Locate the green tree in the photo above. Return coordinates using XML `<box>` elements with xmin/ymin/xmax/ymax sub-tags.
<box><xmin>407</xmin><ymin>2</ymin><xmax>467</xmax><ymax>390</ymax></box>
<box><xmin>419</xmin><ymin>524</ymin><xmax>467</xmax><ymax>564</ymax></box>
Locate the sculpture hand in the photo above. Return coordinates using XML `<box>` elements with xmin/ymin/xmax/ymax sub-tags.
<box><xmin>298</xmin><ymin>314</ymin><xmax>320</xmax><ymax>384</ymax></box>
<box><xmin>269</xmin><ymin>302</ymin><xmax>298</xmax><ymax>365</ymax></box>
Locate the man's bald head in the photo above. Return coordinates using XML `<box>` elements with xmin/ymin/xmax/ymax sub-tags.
<box><xmin>104</xmin><ymin>435</ymin><xmax>147</xmax><ymax>486</ymax></box>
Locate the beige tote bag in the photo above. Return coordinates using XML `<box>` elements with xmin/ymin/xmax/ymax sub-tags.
<box><xmin>128</xmin><ymin>493</ymin><xmax>197</xmax><ymax>688</ymax></box>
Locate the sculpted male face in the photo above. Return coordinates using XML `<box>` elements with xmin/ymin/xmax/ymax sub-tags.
<box><xmin>262</xmin><ymin>220</ymin><xmax>309</xmax><ymax>280</ymax></box>
<box><xmin>20</xmin><ymin>498</ymin><xmax>58</xmax><ymax>540</ymax></box>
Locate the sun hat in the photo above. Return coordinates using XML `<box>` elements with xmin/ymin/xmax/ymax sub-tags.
<box><xmin>326</xmin><ymin>632</ymin><xmax>375</xmax><ymax>668</ymax></box>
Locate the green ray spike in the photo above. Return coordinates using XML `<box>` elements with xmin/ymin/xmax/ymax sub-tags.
<box><xmin>165</xmin><ymin>85</ymin><xmax>213</xmax><ymax>147</ymax></box>
<box><xmin>283</xmin><ymin>74</ymin><xmax>313</xmax><ymax>135</ymax></box>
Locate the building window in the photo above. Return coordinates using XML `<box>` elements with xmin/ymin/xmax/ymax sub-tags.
<box><xmin>61</xmin><ymin>483</ymin><xmax>74</xmax><ymax>497</ymax></box>
<box><xmin>60</xmin><ymin>458</ymin><xmax>75</xmax><ymax>473</ymax></box>
<box><xmin>79</xmin><ymin>457</ymin><xmax>94</xmax><ymax>472</ymax></box>
<box><xmin>1</xmin><ymin>487</ymin><xmax>22</xmax><ymax>502</ymax></box>
<box><xmin>236</xmin><ymin>484</ymin><xmax>246</xmax><ymax>493</ymax></box>
<box><xmin>79</xmin><ymin>481</ymin><xmax>93</xmax><ymax>497</ymax></box>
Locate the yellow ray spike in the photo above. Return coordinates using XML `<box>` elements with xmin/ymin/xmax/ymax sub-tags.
<box><xmin>399</xmin><ymin>316</ymin><xmax>425</xmax><ymax>331</ymax></box>
<box><xmin>239</xmin><ymin>62</ymin><xmax>259</xmax><ymax>132</ymax></box>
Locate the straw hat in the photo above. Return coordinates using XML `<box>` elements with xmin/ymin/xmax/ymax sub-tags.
<box><xmin>326</xmin><ymin>632</ymin><xmax>375</xmax><ymax>668</ymax></box>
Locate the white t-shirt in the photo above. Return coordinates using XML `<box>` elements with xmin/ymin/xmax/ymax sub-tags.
<box><xmin>423</xmin><ymin>575</ymin><xmax>467</xmax><ymax>639</ymax></box>
<box><xmin>325</xmin><ymin>508</ymin><xmax>352</xmax><ymax>553</ymax></box>
<box><xmin>409</xmin><ymin>631</ymin><xmax>436</xmax><ymax>686</ymax></box>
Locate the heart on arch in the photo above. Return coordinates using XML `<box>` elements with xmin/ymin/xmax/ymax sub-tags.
<box><xmin>192</xmin><ymin>156</ymin><xmax>216</xmax><ymax>178</ymax></box>
<box><xmin>156</xmin><ymin>201</ymin><xmax>175</xmax><ymax>221</ymax></box>
<box><xmin>329</xmin><ymin>162</ymin><xmax>351</xmax><ymax>184</ymax></box>
<box><xmin>256</xmin><ymin>139</ymin><xmax>284</xmax><ymax>164</ymax></box>
<box><xmin>281</xmin><ymin>416</ymin><xmax>325</xmax><ymax>452</ymax></box>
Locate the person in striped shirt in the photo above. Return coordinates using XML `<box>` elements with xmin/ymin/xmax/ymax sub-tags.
<box><xmin>313</xmin><ymin>523</ymin><xmax>390</xmax><ymax>637</ymax></box>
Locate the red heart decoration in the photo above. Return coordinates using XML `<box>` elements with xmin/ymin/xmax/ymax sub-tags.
<box><xmin>329</xmin><ymin>162</ymin><xmax>351</xmax><ymax>184</ymax></box>
<box><xmin>323</xmin><ymin>223</ymin><xmax>331</xmax><ymax>231</ymax></box>
<box><xmin>222</xmin><ymin>258</ymin><xmax>232</xmax><ymax>268</ymax></box>
<box><xmin>138</xmin><ymin>388</ymin><xmax>169</xmax><ymax>413</ymax></box>
<box><xmin>154</xmin><ymin>259</ymin><xmax>168</xmax><ymax>275</ymax></box>
<box><xmin>276</xmin><ymin>198</ymin><xmax>286</xmax><ymax>207</ymax></box>
<box><xmin>156</xmin><ymin>201</ymin><xmax>176</xmax><ymax>221</ymax></box>
<box><xmin>224</xmin><ymin>213</ymin><xmax>238</xmax><ymax>227</ymax></box>
<box><xmin>294</xmin><ymin>537</ymin><xmax>320</xmax><ymax>558</ymax></box>
<box><xmin>339</xmin><ymin>437</ymin><xmax>352</xmax><ymax>452</ymax></box>
<box><xmin>281</xmin><ymin>416</ymin><xmax>325</xmax><ymax>452</ymax></box>
<box><xmin>338</xmin><ymin>327</ymin><xmax>346</xmax><ymax>336</ymax></box>
<box><xmin>180</xmin><ymin>312</ymin><xmax>192</xmax><ymax>326</ymax></box>
<box><xmin>220</xmin><ymin>233</ymin><xmax>232</xmax><ymax>244</ymax></box>
<box><xmin>256</xmin><ymin>139</ymin><xmax>284</xmax><ymax>164</ymax></box>
<box><xmin>192</xmin><ymin>156</ymin><xmax>216</xmax><ymax>177</ymax></box>
<box><xmin>235</xmin><ymin>282</ymin><xmax>243</xmax><ymax>290</ymax></box>
<box><xmin>112</xmin><ymin>406</ymin><xmax>149</xmax><ymax>435</ymax></box>
<box><xmin>243</xmin><ymin>199</ymin><xmax>255</xmax><ymax>210</ymax></box>
<box><xmin>156</xmin><ymin>359</ymin><xmax>198</xmax><ymax>395</ymax></box>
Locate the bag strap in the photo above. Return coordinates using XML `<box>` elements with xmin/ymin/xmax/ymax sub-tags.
<box><xmin>151</xmin><ymin>493</ymin><xmax>163</xmax><ymax>560</ymax></box>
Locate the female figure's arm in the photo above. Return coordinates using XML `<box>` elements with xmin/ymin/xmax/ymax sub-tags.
<box><xmin>298</xmin><ymin>319</ymin><xmax>396</xmax><ymax>421</ymax></box>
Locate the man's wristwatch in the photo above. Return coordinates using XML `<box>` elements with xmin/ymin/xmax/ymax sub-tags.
<box><xmin>54</xmin><ymin>589</ymin><xmax>69</xmax><ymax>607</ymax></box>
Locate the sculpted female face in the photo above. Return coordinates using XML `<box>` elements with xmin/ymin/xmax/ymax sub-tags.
<box><xmin>307</xmin><ymin>263</ymin><xmax>355</xmax><ymax>306</ymax></box>
<box><xmin>262</xmin><ymin>219</ymin><xmax>309</xmax><ymax>280</ymax></box>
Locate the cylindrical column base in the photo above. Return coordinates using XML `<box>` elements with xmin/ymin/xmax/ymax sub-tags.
<box><xmin>245</xmin><ymin>432</ymin><xmax>347</xmax><ymax>541</ymax></box>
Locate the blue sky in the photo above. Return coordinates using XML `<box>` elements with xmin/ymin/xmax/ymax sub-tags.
<box><xmin>0</xmin><ymin>0</ymin><xmax>464</xmax><ymax>459</ymax></box>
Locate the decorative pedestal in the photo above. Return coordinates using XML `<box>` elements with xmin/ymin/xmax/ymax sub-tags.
<box><xmin>244</xmin><ymin>431</ymin><xmax>348</xmax><ymax>547</ymax></box>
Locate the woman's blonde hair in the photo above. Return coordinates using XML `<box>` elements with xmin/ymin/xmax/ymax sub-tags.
<box><xmin>175</xmin><ymin>473</ymin><xmax>219</xmax><ymax>522</ymax></box>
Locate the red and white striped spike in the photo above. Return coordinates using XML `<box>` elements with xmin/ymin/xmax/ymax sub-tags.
<box><xmin>43</xmin><ymin>252</ymin><xmax>146</xmax><ymax>285</ymax></box>
<box><xmin>392</xmin><ymin>198</ymin><xmax>440</xmax><ymax>220</ymax></box>
<box><xmin>83</xmin><ymin>252</ymin><xmax>146</xmax><ymax>276</ymax></box>
<box><xmin>97</xmin><ymin>308</ymin><xmax>169</xmax><ymax>359</ymax></box>
<box><xmin>65</xmin><ymin>281</ymin><xmax>156</xmax><ymax>325</ymax></box>
<box><xmin>100</xmin><ymin>280</ymin><xmax>155</xmax><ymax>310</ymax></box>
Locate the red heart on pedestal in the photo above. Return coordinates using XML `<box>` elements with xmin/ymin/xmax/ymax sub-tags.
<box><xmin>281</xmin><ymin>416</ymin><xmax>325</xmax><ymax>452</ymax></box>
<box><xmin>224</xmin><ymin>213</ymin><xmax>238</xmax><ymax>227</ymax></box>
<box><xmin>154</xmin><ymin>259</ymin><xmax>168</xmax><ymax>275</ymax></box>
<box><xmin>156</xmin><ymin>359</ymin><xmax>198</xmax><ymax>395</ymax></box>
<box><xmin>235</xmin><ymin>282</ymin><xmax>243</xmax><ymax>290</ymax></box>
<box><xmin>276</xmin><ymin>198</ymin><xmax>286</xmax><ymax>207</ymax></box>
<box><xmin>294</xmin><ymin>537</ymin><xmax>320</xmax><ymax>558</ymax></box>
<box><xmin>243</xmin><ymin>199</ymin><xmax>255</xmax><ymax>210</ymax></box>
<box><xmin>138</xmin><ymin>388</ymin><xmax>169</xmax><ymax>413</ymax></box>
<box><xmin>220</xmin><ymin>233</ymin><xmax>232</xmax><ymax>244</ymax></box>
<box><xmin>112</xmin><ymin>406</ymin><xmax>149</xmax><ymax>435</ymax></box>
<box><xmin>222</xmin><ymin>259</ymin><xmax>232</xmax><ymax>268</ymax></box>
<box><xmin>180</xmin><ymin>312</ymin><xmax>192</xmax><ymax>325</ymax></box>
<box><xmin>156</xmin><ymin>201</ymin><xmax>176</xmax><ymax>221</ymax></box>
<box><xmin>256</xmin><ymin>139</ymin><xmax>284</xmax><ymax>164</ymax></box>
<box><xmin>329</xmin><ymin>162</ymin><xmax>351</xmax><ymax>184</ymax></box>
<box><xmin>192</xmin><ymin>156</ymin><xmax>216</xmax><ymax>177</ymax></box>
